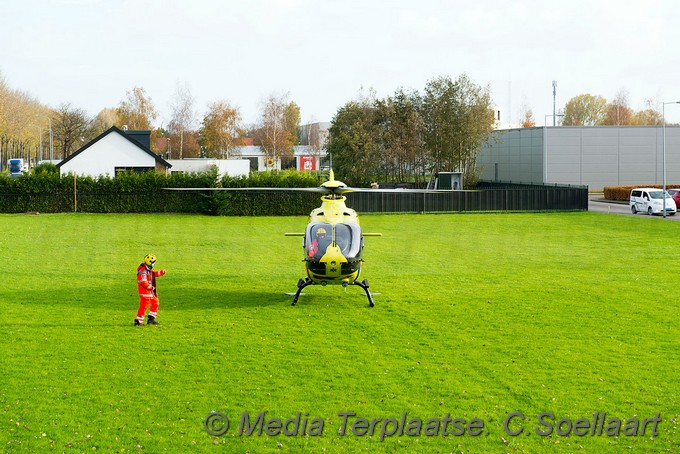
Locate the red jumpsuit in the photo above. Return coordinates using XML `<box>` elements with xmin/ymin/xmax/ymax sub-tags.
<box><xmin>135</xmin><ymin>263</ymin><xmax>166</xmax><ymax>324</ymax></box>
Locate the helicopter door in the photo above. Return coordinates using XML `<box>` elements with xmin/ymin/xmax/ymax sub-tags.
<box><xmin>334</xmin><ymin>223</ymin><xmax>362</xmax><ymax>260</ymax></box>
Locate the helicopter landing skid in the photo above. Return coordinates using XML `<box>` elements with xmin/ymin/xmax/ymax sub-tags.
<box><xmin>292</xmin><ymin>278</ymin><xmax>313</xmax><ymax>306</ymax></box>
<box><xmin>354</xmin><ymin>279</ymin><xmax>375</xmax><ymax>307</ymax></box>
<box><xmin>290</xmin><ymin>278</ymin><xmax>375</xmax><ymax>307</ymax></box>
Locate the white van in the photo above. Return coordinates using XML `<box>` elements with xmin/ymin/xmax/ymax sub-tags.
<box><xmin>629</xmin><ymin>188</ymin><xmax>677</xmax><ymax>215</ymax></box>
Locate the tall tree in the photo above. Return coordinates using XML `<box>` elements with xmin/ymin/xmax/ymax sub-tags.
<box><xmin>254</xmin><ymin>93</ymin><xmax>300</xmax><ymax>167</ymax></box>
<box><xmin>562</xmin><ymin>94</ymin><xmax>607</xmax><ymax>126</ymax></box>
<box><xmin>375</xmin><ymin>88</ymin><xmax>426</xmax><ymax>184</ymax></box>
<box><xmin>603</xmin><ymin>90</ymin><xmax>633</xmax><ymax>125</ymax></box>
<box><xmin>116</xmin><ymin>86</ymin><xmax>157</xmax><ymax>131</ymax></box>
<box><xmin>168</xmin><ymin>82</ymin><xmax>197</xmax><ymax>159</ymax></box>
<box><xmin>53</xmin><ymin>103</ymin><xmax>91</xmax><ymax>158</ymax></box>
<box><xmin>327</xmin><ymin>99</ymin><xmax>381</xmax><ymax>185</ymax></box>
<box><xmin>198</xmin><ymin>100</ymin><xmax>243</xmax><ymax>158</ymax></box>
<box><xmin>422</xmin><ymin>74</ymin><xmax>494</xmax><ymax>184</ymax></box>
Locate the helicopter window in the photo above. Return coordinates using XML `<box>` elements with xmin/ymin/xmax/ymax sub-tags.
<box><xmin>334</xmin><ymin>223</ymin><xmax>362</xmax><ymax>259</ymax></box>
<box><xmin>306</xmin><ymin>223</ymin><xmax>332</xmax><ymax>258</ymax></box>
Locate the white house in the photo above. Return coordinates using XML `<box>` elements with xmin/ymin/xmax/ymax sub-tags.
<box><xmin>57</xmin><ymin>126</ymin><xmax>171</xmax><ymax>177</ymax></box>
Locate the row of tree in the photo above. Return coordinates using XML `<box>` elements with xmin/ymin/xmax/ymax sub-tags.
<box><xmin>328</xmin><ymin>74</ymin><xmax>495</xmax><ymax>186</ymax></box>
<box><xmin>520</xmin><ymin>90</ymin><xmax>667</xmax><ymax>127</ymax></box>
<box><xmin>0</xmin><ymin>72</ymin><xmax>302</xmax><ymax>170</ymax></box>
<box><xmin>2</xmin><ymin>67</ymin><xmax>674</xmax><ymax>178</ymax></box>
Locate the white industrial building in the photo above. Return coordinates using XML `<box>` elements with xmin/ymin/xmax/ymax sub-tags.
<box><xmin>477</xmin><ymin>126</ymin><xmax>680</xmax><ymax>190</ymax></box>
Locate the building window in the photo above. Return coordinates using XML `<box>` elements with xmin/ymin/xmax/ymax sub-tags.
<box><xmin>281</xmin><ymin>157</ymin><xmax>296</xmax><ymax>170</ymax></box>
<box><xmin>246</xmin><ymin>157</ymin><xmax>258</xmax><ymax>171</ymax></box>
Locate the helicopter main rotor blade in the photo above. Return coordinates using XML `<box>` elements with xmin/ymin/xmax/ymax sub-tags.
<box><xmin>164</xmin><ymin>187</ymin><xmax>332</xmax><ymax>192</ymax></box>
<box><xmin>339</xmin><ymin>187</ymin><xmax>479</xmax><ymax>194</ymax></box>
<box><xmin>164</xmin><ymin>187</ymin><xmax>478</xmax><ymax>194</ymax></box>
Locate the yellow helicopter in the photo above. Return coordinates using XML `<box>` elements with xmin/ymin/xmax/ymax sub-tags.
<box><xmin>282</xmin><ymin>170</ymin><xmax>382</xmax><ymax>306</ymax></box>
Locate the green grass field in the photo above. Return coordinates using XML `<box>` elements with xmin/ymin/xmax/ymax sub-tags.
<box><xmin>1</xmin><ymin>212</ymin><xmax>678</xmax><ymax>453</ymax></box>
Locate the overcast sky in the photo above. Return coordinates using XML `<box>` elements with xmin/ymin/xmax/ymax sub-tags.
<box><xmin>2</xmin><ymin>0</ymin><xmax>680</xmax><ymax>127</ymax></box>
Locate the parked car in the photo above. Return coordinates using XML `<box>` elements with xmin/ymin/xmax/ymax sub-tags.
<box><xmin>667</xmin><ymin>188</ymin><xmax>680</xmax><ymax>207</ymax></box>
<box><xmin>630</xmin><ymin>188</ymin><xmax>677</xmax><ymax>215</ymax></box>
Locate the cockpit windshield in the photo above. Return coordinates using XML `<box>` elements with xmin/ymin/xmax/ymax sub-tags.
<box><xmin>334</xmin><ymin>223</ymin><xmax>362</xmax><ymax>259</ymax></box>
<box><xmin>305</xmin><ymin>222</ymin><xmax>362</xmax><ymax>260</ymax></box>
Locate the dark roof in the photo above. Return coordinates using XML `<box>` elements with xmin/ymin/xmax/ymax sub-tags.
<box><xmin>56</xmin><ymin>126</ymin><xmax>172</xmax><ymax>169</ymax></box>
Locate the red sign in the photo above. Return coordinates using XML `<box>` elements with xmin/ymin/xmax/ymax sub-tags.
<box><xmin>300</xmin><ymin>156</ymin><xmax>316</xmax><ymax>171</ymax></box>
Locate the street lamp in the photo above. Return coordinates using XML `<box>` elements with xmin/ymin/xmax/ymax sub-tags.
<box><xmin>662</xmin><ymin>101</ymin><xmax>680</xmax><ymax>218</ymax></box>
<box><xmin>35</xmin><ymin>115</ymin><xmax>54</xmax><ymax>161</ymax></box>
<box><xmin>29</xmin><ymin>125</ymin><xmax>43</xmax><ymax>161</ymax></box>
<box><xmin>552</xmin><ymin>80</ymin><xmax>557</xmax><ymax>126</ymax></box>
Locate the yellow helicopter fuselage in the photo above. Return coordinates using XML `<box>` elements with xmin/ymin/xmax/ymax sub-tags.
<box><xmin>304</xmin><ymin>195</ymin><xmax>363</xmax><ymax>285</ymax></box>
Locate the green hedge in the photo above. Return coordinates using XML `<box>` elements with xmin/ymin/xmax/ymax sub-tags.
<box><xmin>603</xmin><ymin>185</ymin><xmax>680</xmax><ymax>201</ymax></box>
<box><xmin>215</xmin><ymin>170</ymin><xmax>325</xmax><ymax>215</ymax></box>
<box><xmin>0</xmin><ymin>171</ymin><xmax>217</xmax><ymax>214</ymax></box>
<box><xmin>0</xmin><ymin>170</ymin><xmax>326</xmax><ymax>215</ymax></box>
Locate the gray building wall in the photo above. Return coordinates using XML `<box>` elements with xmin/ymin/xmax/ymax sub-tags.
<box><xmin>478</xmin><ymin>128</ymin><xmax>544</xmax><ymax>184</ymax></box>
<box><xmin>478</xmin><ymin>126</ymin><xmax>680</xmax><ymax>189</ymax></box>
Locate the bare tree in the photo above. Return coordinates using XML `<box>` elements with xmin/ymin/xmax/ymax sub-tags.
<box><xmin>168</xmin><ymin>82</ymin><xmax>196</xmax><ymax>159</ymax></box>
<box><xmin>53</xmin><ymin>103</ymin><xmax>91</xmax><ymax>158</ymax></box>
<box><xmin>603</xmin><ymin>89</ymin><xmax>633</xmax><ymax>125</ymax></box>
<box><xmin>254</xmin><ymin>92</ymin><xmax>300</xmax><ymax>167</ymax></box>
<box><xmin>518</xmin><ymin>100</ymin><xmax>536</xmax><ymax>127</ymax></box>
<box><xmin>301</xmin><ymin>120</ymin><xmax>323</xmax><ymax>166</ymax></box>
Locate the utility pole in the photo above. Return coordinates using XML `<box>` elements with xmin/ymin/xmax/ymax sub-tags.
<box><xmin>552</xmin><ymin>80</ymin><xmax>557</xmax><ymax>126</ymax></box>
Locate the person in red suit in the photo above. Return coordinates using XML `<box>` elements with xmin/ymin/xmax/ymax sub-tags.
<box><xmin>135</xmin><ymin>254</ymin><xmax>167</xmax><ymax>326</ymax></box>
<box><xmin>308</xmin><ymin>227</ymin><xmax>330</xmax><ymax>258</ymax></box>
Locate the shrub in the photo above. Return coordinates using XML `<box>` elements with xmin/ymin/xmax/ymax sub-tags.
<box><xmin>603</xmin><ymin>185</ymin><xmax>680</xmax><ymax>201</ymax></box>
<box><xmin>32</xmin><ymin>162</ymin><xmax>59</xmax><ymax>175</ymax></box>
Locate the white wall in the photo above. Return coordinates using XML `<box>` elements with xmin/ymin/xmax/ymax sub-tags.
<box><xmin>167</xmin><ymin>159</ymin><xmax>250</xmax><ymax>178</ymax></box>
<box><xmin>59</xmin><ymin>133</ymin><xmax>157</xmax><ymax>177</ymax></box>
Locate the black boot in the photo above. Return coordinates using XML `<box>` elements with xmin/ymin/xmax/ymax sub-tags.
<box><xmin>134</xmin><ymin>319</ymin><xmax>143</xmax><ymax>326</ymax></box>
<box><xmin>147</xmin><ymin>316</ymin><xmax>159</xmax><ymax>325</ymax></box>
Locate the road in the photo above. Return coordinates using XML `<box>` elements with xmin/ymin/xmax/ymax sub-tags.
<box><xmin>588</xmin><ymin>195</ymin><xmax>680</xmax><ymax>221</ymax></box>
